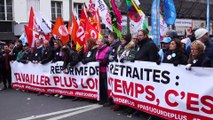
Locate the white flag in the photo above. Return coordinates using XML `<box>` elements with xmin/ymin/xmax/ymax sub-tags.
<box><xmin>35</xmin><ymin>12</ymin><xmax>52</xmax><ymax>34</ymax></box>
<box><xmin>95</xmin><ymin>0</ymin><xmax>112</xmax><ymax>31</ymax></box>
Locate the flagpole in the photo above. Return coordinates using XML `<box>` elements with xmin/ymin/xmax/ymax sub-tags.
<box><xmin>156</xmin><ymin>0</ymin><xmax>160</xmax><ymax>46</ymax></box>
<box><xmin>69</xmin><ymin>0</ymin><xmax>73</xmax><ymax>46</ymax></box>
<box><xmin>206</xmin><ymin>0</ymin><xmax>210</xmax><ymax>33</ymax></box>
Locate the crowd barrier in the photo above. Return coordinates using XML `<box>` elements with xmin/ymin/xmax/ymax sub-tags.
<box><xmin>11</xmin><ymin>61</ymin><xmax>213</xmax><ymax>120</ymax></box>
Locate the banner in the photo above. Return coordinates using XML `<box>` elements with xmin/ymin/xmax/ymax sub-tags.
<box><xmin>11</xmin><ymin>62</ymin><xmax>100</xmax><ymax>101</ymax></box>
<box><xmin>108</xmin><ymin>61</ymin><xmax>213</xmax><ymax>120</ymax></box>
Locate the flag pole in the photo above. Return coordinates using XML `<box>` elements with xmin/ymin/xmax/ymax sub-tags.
<box><xmin>156</xmin><ymin>0</ymin><xmax>160</xmax><ymax>46</ymax></box>
<box><xmin>206</xmin><ymin>0</ymin><xmax>210</xmax><ymax>33</ymax></box>
<box><xmin>69</xmin><ymin>0</ymin><xmax>73</xmax><ymax>47</ymax></box>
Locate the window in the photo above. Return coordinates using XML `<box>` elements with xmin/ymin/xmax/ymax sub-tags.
<box><xmin>51</xmin><ymin>1</ymin><xmax>62</xmax><ymax>21</ymax></box>
<box><xmin>74</xmin><ymin>3</ymin><xmax>83</xmax><ymax>17</ymax></box>
<box><xmin>27</xmin><ymin>0</ymin><xmax>40</xmax><ymax>13</ymax></box>
<box><xmin>0</xmin><ymin>0</ymin><xmax>13</xmax><ymax>21</ymax></box>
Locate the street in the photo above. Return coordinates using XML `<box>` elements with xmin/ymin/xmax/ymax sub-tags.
<box><xmin>0</xmin><ymin>88</ymin><xmax>149</xmax><ymax>120</ymax></box>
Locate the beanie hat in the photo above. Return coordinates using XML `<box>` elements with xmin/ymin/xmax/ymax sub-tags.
<box><xmin>194</xmin><ymin>28</ymin><xmax>208</xmax><ymax>39</ymax></box>
<box><xmin>161</xmin><ymin>37</ymin><xmax>172</xmax><ymax>43</ymax></box>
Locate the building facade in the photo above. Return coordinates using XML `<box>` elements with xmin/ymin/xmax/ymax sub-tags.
<box><xmin>0</xmin><ymin>0</ymin><xmax>92</xmax><ymax>41</ymax></box>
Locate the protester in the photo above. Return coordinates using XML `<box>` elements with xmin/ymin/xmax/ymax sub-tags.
<box><xmin>52</xmin><ymin>40</ymin><xmax>63</xmax><ymax>63</ymax></box>
<box><xmin>1</xmin><ymin>45</ymin><xmax>11</xmax><ymax>90</ymax></box>
<box><xmin>186</xmin><ymin>40</ymin><xmax>212</xmax><ymax>68</ymax></box>
<box><xmin>82</xmin><ymin>38</ymin><xmax>97</xmax><ymax>64</ymax></box>
<box><xmin>135</xmin><ymin>29</ymin><xmax>160</xmax><ymax>62</ymax></box>
<box><xmin>10</xmin><ymin>39</ymin><xmax>23</xmax><ymax>61</ymax></box>
<box><xmin>117</xmin><ymin>34</ymin><xmax>131</xmax><ymax>62</ymax></box>
<box><xmin>158</xmin><ymin>37</ymin><xmax>172</xmax><ymax>62</ymax></box>
<box><xmin>61</xmin><ymin>43</ymin><xmax>79</xmax><ymax>73</ymax></box>
<box><xmin>96</xmin><ymin>38</ymin><xmax>110</xmax><ymax>105</ymax></box>
<box><xmin>31</xmin><ymin>39</ymin><xmax>43</xmax><ymax>64</ymax></box>
<box><xmin>163</xmin><ymin>38</ymin><xmax>187</xmax><ymax>65</ymax></box>
<box><xmin>41</xmin><ymin>40</ymin><xmax>54</xmax><ymax>64</ymax></box>
<box><xmin>18</xmin><ymin>43</ymin><xmax>31</xmax><ymax>64</ymax></box>
<box><xmin>106</xmin><ymin>32</ymin><xmax>121</xmax><ymax>62</ymax></box>
<box><xmin>194</xmin><ymin>28</ymin><xmax>213</xmax><ymax>60</ymax></box>
<box><xmin>118</xmin><ymin>38</ymin><xmax>136</xmax><ymax>62</ymax></box>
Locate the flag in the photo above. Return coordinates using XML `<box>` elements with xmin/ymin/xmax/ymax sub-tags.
<box><xmin>95</xmin><ymin>0</ymin><xmax>112</xmax><ymax>31</ymax></box>
<box><xmin>126</xmin><ymin>0</ymin><xmax>148</xmax><ymax>33</ymax></box>
<box><xmin>35</xmin><ymin>12</ymin><xmax>52</xmax><ymax>34</ymax></box>
<box><xmin>25</xmin><ymin>7</ymin><xmax>34</xmax><ymax>47</ymax></box>
<box><xmin>52</xmin><ymin>16</ymin><xmax>69</xmax><ymax>45</ymax></box>
<box><xmin>108</xmin><ymin>0</ymin><xmax>122</xmax><ymax>39</ymax></box>
<box><xmin>110</xmin><ymin>0</ymin><xmax>122</xmax><ymax>32</ymax></box>
<box><xmin>88</xmin><ymin>0</ymin><xmax>96</xmax><ymax>16</ymax></box>
<box><xmin>19</xmin><ymin>32</ymin><xmax>28</xmax><ymax>45</ymax></box>
<box><xmin>76</xmin><ymin>8</ymin><xmax>87</xmax><ymax>46</ymax></box>
<box><xmin>151</xmin><ymin>0</ymin><xmax>160</xmax><ymax>45</ymax></box>
<box><xmin>163</xmin><ymin>0</ymin><xmax>176</xmax><ymax>25</ymax></box>
<box><xmin>160</xmin><ymin>14</ymin><xmax>168</xmax><ymax>40</ymax></box>
<box><xmin>85</xmin><ymin>21</ymin><xmax>99</xmax><ymax>41</ymax></box>
<box><xmin>70</xmin><ymin>11</ymin><xmax>79</xmax><ymax>44</ymax></box>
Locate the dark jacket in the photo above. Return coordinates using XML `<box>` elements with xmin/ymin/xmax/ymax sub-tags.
<box><xmin>163</xmin><ymin>50</ymin><xmax>187</xmax><ymax>65</ymax></box>
<box><xmin>82</xmin><ymin>47</ymin><xmax>97</xmax><ymax>64</ymax></box>
<box><xmin>204</xmin><ymin>41</ymin><xmax>213</xmax><ymax>60</ymax></box>
<box><xmin>188</xmin><ymin>53</ymin><xmax>212</xmax><ymax>67</ymax></box>
<box><xmin>41</xmin><ymin>47</ymin><xmax>54</xmax><ymax>64</ymax></box>
<box><xmin>0</xmin><ymin>52</ymin><xmax>4</xmax><ymax>73</ymax></box>
<box><xmin>135</xmin><ymin>38</ymin><xmax>160</xmax><ymax>62</ymax></box>
<box><xmin>31</xmin><ymin>47</ymin><xmax>42</xmax><ymax>62</ymax></box>
<box><xmin>11</xmin><ymin>45</ymin><xmax>23</xmax><ymax>61</ymax></box>
<box><xmin>106</xmin><ymin>39</ymin><xmax>121</xmax><ymax>62</ymax></box>
<box><xmin>18</xmin><ymin>49</ymin><xmax>31</xmax><ymax>64</ymax></box>
<box><xmin>62</xmin><ymin>48</ymin><xmax>79</xmax><ymax>70</ymax></box>
<box><xmin>1</xmin><ymin>51</ymin><xmax>11</xmax><ymax>71</ymax></box>
<box><xmin>52</xmin><ymin>48</ymin><xmax>63</xmax><ymax>63</ymax></box>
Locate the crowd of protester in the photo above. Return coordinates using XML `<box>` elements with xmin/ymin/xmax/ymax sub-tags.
<box><xmin>0</xmin><ymin>27</ymin><xmax>213</xmax><ymax>119</ymax></box>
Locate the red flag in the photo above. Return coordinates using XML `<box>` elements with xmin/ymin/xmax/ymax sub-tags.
<box><xmin>85</xmin><ymin>22</ymin><xmax>99</xmax><ymax>41</ymax></box>
<box><xmin>76</xmin><ymin>8</ymin><xmax>87</xmax><ymax>46</ymax></box>
<box><xmin>25</xmin><ymin>7</ymin><xmax>34</xmax><ymax>47</ymax></box>
<box><xmin>69</xmin><ymin>12</ymin><xmax>79</xmax><ymax>44</ymax></box>
<box><xmin>52</xmin><ymin>16</ymin><xmax>69</xmax><ymax>45</ymax></box>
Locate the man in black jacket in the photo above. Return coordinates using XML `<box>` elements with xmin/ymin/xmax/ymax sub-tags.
<box><xmin>41</xmin><ymin>40</ymin><xmax>54</xmax><ymax>64</ymax></box>
<box><xmin>106</xmin><ymin>32</ymin><xmax>121</xmax><ymax>62</ymax></box>
<box><xmin>10</xmin><ymin>40</ymin><xmax>23</xmax><ymax>61</ymax></box>
<box><xmin>32</xmin><ymin>39</ymin><xmax>43</xmax><ymax>64</ymax></box>
<box><xmin>135</xmin><ymin>30</ymin><xmax>160</xmax><ymax>62</ymax></box>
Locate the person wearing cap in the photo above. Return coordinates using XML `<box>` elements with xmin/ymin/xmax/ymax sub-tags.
<box><xmin>17</xmin><ymin>43</ymin><xmax>31</xmax><ymax>64</ymax></box>
<box><xmin>165</xmin><ymin>30</ymin><xmax>178</xmax><ymax>39</ymax></box>
<box><xmin>159</xmin><ymin>37</ymin><xmax>172</xmax><ymax>62</ymax></box>
<box><xmin>194</xmin><ymin>28</ymin><xmax>213</xmax><ymax>60</ymax></box>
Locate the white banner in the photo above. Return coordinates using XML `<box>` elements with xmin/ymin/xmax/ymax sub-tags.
<box><xmin>175</xmin><ymin>19</ymin><xmax>192</xmax><ymax>27</ymax></box>
<box><xmin>108</xmin><ymin>61</ymin><xmax>213</xmax><ymax>120</ymax></box>
<box><xmin>11</xmin><ymin>61</ymin><xmax>100</xmax><ymax>101</ymax></box>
